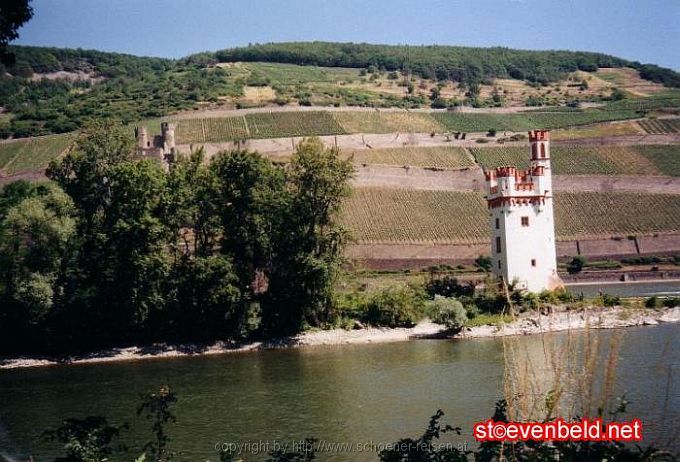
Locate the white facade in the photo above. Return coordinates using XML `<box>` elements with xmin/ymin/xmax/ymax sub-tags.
<box><xmin>485</xmin><ymin>130</ymin><xmax>562</xmax><ymax>292</ymax></box>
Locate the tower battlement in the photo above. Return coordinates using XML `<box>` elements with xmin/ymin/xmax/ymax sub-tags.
<box><xmin>484</xmin><ymin>130</ymin><xmax>562</xmax><ymax>292</ymax></box>
<box><xmin>528</xmin><ymin>129</ymin><xmax>550</xmax><ymax>142</ymax></box>
<box><xmin>134</xmin><ymin>122</ymin><xmax>177</xmax><ymax>170</ymax></box>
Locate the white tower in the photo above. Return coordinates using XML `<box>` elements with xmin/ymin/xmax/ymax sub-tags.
<box><xmin>485</xmin><ymin>130</ymin><xmax>562</xmax><ymax>292</ymax></box>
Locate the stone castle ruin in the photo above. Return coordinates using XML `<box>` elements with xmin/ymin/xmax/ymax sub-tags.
<box><xmin>135</xmin><ymin>122</ymin><xmax>177</xmax><ymax>168</ymax></box>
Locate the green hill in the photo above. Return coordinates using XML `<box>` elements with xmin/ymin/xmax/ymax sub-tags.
<box><xmin>1</xmin><ymin>43</ymin><xmax>679</xmax><ymax>140</ymax></box>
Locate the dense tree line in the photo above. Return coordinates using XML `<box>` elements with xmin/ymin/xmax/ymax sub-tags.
<box><xmin>0</xmin><ymin>46</ymin><xmax>240</xmax><ymax>138</ymax></box>
<box><xmin>210</xmin><ymin>41</ymin><xmax>680</xmax><ymax>87</ymax></box>
<box><xmin>0</xmin><ymin>123</ymin><xmax>353</xmax><ymax>355</ymax></box>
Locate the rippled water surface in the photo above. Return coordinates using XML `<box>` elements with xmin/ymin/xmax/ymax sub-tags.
<box><xmin>0</xmin><ymin>324</ymin><xmax>678</xmax><ymax>461</ymax></box>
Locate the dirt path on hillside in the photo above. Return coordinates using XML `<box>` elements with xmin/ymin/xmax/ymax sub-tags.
<box><xmin>353</xmin><ymin>165</ymin><xmax>486</xmax><ymax>191</ymax></box>
<box><xmin>0</xmin><ymin>170</ymin><xmax>47</xmax><ymax>185</ymax></box>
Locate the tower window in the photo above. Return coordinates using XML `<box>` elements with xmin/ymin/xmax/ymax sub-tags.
<box><xmin>531</xmin><ymin>144</ymin><xmax>537</xmax><ymax>159</ymax></box>
<box><xmin>498</xmin><ymin>260</ymin><xmax>501</xmax><ymax>269</ymax></box>
<box><xmin>521</xmin><ymin>216</ymin><xmax>529</xmax><ymax>227</ymax></box>
<box><xmin>495</xmin><ymin>218</ymin><xmax>499</xmax><ymax>229</ymax></box>
<box><xmin>540</xmin><ymin>144</ymin><xmax>546</xmax><ymax>158</ymax></box>
<box><xmin>496</xmin><ymin>236</ymin><xmax>502</xmax><ymax>253</ymax></box>
<box><xmin>531</xmin><ymin>259</ymin><xmax>536</xmax><ymax>267</ymax></box>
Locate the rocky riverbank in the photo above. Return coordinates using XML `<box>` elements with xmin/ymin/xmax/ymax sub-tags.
<box><xmin>1</xmin><ymin>306</ymin><xmax>678</xmax><ymax>370</ymax></box>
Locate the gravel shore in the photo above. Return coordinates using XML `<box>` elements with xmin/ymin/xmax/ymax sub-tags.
<box><xmin>1</xmin><ymin>306</ymin><xmax>678</xmax><ymax>370</ymax></box>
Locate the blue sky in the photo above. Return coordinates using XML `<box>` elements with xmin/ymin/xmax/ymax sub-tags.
<box><xmin>14</xmin><ymin>0</ymin><xmax>680</xmax><ymax>69</ymax></box>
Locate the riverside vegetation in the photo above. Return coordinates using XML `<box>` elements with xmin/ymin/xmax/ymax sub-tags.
<box><xmin>0</xmin><ymin>124</ymin><xmax>354</xmax><ymax>355</ymax></box>
<box><xmin>1</xmin><ymin>124</ymin><xmax>677</xmax><ymax>357</ymax></box>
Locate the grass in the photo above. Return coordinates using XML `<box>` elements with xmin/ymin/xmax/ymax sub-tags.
<box><xmin>637</xmin><ymin>145</ymin><xmax>680</xmax><ymax>176</ymax></box>
<box><xmin>245</xmin><ymin>111</ymin><xmax>346</xmax><ymax>138</ymax></box>
<box><xmin>637</xmin><ymin>119</ymin><xmax>680</xmax><ymax>134</ymax></box>
<box><xmin>332</xmin><ymin>111</ymin><xmax>443</xmax><ymax>134</ymax></box>
<box><xmin>342</xmin><ymin>188</ymin><xmax>680</xmax><ymax>244</ymax></box>
<box><xmin>0</xmin><ymin>134</ymin><xmax>74</xmax><ymax>174</ymax></box>
<box><xmin>0</xmin><ymin>140</ymin><xmax>26</xmax><ymax>169</ymax></box>
<box><xmin>471</xmin><ymin>144</ymin><xmax>680</xmax><ymax>176</ymax></box>
<box><xmin>551</xmin><ymin>121</ymin><xmax>643</xmax><ymax>140</ymax></box>
<box><xmin>342</xmin><ymin>188</ymin><xmax>489</xmax><ymax>244</ymax></box>
<box><xmin>555</xmin><ymin>192</ymin><xmax>680</xmax><ymax>240</ymax></box>
<box><xmin>432</xmin><ymin>109</ymin><xmax>639</xmax><ymax>133</ymax></box>
<box><xmin>175</xmin><ymin>117</ymin><xmax>250</xmax><ymax>144</ymax></box>
<box><xmin>245</xmin><ymin>62</ymin><xmax>361</xmax><ymax>84</ymax></box>
<box><xmin>348</xmin><ymin>146</ymin><xmax>474</xmax><ymax>169</ymax></box>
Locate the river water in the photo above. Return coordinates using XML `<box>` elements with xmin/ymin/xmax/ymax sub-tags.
<box><xmin>0</xmin><ymin>324</ymin><xmax>678</xmax><ymax>461</ymax></box>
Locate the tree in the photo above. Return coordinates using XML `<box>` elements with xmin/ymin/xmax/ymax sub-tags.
<box><xmin>137</xmin><ymin>386</ymin><xmax>177</xmax><ymax>462</ymax></box>
<box><xmin>0</xmin><ymin>0</ymin><xmax>33</xmax><ymax>65</ymax></box>
<box><xmin>44</xmin><ymin>416</ymin><xmax>126</xmax><ymax>462</ymax></box>
<box><xmin>0</xmin><ymin>183</ymin><xmax>75</xmax><ymax>352</ymax></box>
<box><xmin>262</xmin><ymin>138</ymin><xmax>353</xmax><ymax>334</ymax></box>
<box><xmin>46</xmin><ymin>122</ymin><xmax>171</xmax><ymax>348</ymax></box>
<box><xmin>211</xmin><ymin>149</ymin><xmax>287</xmax><ymax>295</ymax></box>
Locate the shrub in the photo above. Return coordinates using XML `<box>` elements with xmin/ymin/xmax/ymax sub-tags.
<box><xmin>361</xmin><ymin>286</ymin><xmax>427</xmax><ymax>328</ymax></box>
<box><xmin>425</xmin><ymin>275</ymin><xmax>474</xmax><ymax>298</ymax></box>
<box><xmin>475</xmin><ymin>255</ymin><xmax>492</xmax><ymax>272</ymax></box>
<box><xmin>599</xmin><ymin>293</ymin><xmax>621</xmax><ymax>307</ymax></box>
<box><xmin>567</xmin><ymin>256</ymin><xmax>587</xmax><ymax>274</ymax></box>
<box><xmin>426</xmin><ymin>296</ymin><xmax>467</xmax><ymax>329</ymax></box>
<box><xmin>663</xmin><ymin>297</ymin><xmax>680</xmax><ymax>308</ymax></box>
<box><xmin>645</xmin><ymin>296</ymin><xmax>662</xmax><ymax>308</ymax></box>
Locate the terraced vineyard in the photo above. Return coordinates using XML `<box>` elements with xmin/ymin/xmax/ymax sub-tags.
<box><xmin>555</xmin><ymin>192</ymin><xmax>680</xmax><ymax>240</ymax></box>
<box><xmin>342</xmin><ymin>188</ymin><xmax>488</xmax><ymax>244</ymax></box>
<box><xmin>637</xmin><ymin>145</ymin><xmax>680</xmax><ymax>176</ymax></box>
<box><xmin>342</xmin><ymin>188</ymin><xmax>680</xmax><ymax>244</ymax></box>
<box><xmin>470</xmin><ymin>146</ymin><xmax>529</xmax><ymax>170</ymax></box>
<box><xmin>637</xmin><ymin>118</ymin><xmax>680</xmax><ymax>134</ymax></box>
<box><xmin>245</xmin><ymin>111</ymin><xmax>346</xmax><ymax>138</ymax></box>
<box><xmin>332</xmin><ymin>112</ymin><xmax>442</xmax><ymax>134</ymax></box>
<box><xmin>175</xmin><ymin>117</ymin><xmax>249</xmax><ymax>144</ymax></box>
<box><xmin>471</xmin><ymin>144</ymin><xmax>680</xmax><ymax>176</ymax></box>
<box><xmin>551</xmin><ymin>121</ymin><xmax>643</xmax><ymax>140</ymax></box>
<box><xmin>433</xmin><ymin>110</ymin><xmax>639</xmax><ymax>133</ymax></box>
<box><xmin>349</xmin><ymin>146</ymin><xmax>474</xmax><ymax>169</ymax></box>
<box><xmin>0</xmin><ymin>134</ymin><xmax>74</xmax><ymax>174</ymax></box>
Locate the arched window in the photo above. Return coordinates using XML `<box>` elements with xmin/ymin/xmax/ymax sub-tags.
<box><xmin>540</xmin><ymin>143</ymin><xmax>546</xmax><ymax>158</ymax></box>
<box><xmin>531</xmin><ymin>143</ymin><xmax>538</xmax><ymax>159</ymax></box>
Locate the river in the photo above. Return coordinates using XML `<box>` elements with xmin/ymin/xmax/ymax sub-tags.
<box><xmin>0</xmin><ymin>324</ymin><xmax>678</xmax><ymax>461</ymax></box>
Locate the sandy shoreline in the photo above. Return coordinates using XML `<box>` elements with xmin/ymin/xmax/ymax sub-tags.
<box><xmin>1</xmin><ymin>306</ymin><xmax>678</xmax><ymax>370</ymax></box>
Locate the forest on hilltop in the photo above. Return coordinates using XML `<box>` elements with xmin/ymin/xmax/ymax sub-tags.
<box><xmin>205</xmin><ymin>42</ymin><xmax>680</xmax><ymax>87</ymax></box>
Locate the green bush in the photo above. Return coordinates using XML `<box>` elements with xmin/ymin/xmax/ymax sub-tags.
<box><xmin>567</xmin><ymin>255</ymin><xmax>587</xmax><ymax>274</ymax></box>
<box><xmin>426</xmin><ymin>296</ymin><xmax>467</xmax><ymax>329</ymax></box>
<box><xmin>645</xmin><ymin>296</ymin><xmax>662</xmax><ymax>308</ymax></box>
<box><xmin>599</xmin><ymin>293</ymin><xmax>621</xmax><ymax>307</ymax></box>
<box><xmin>361</xmin><ymin>286</ymin><xmax>427</xmax><ymax>328</ymax></box>
<box><xmin>663</xmin><ymin>297</ymin><xmax>680</xmax><ymax>308</ymax></box>
<box><xmin>425</xmin><ymin>274</ymin><xmax>474</xmax><ymax>298</ymax></box>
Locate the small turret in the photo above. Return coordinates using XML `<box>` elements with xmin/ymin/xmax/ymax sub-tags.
<box><xmin>135</xmin><ymin>126</ymin><xmax>149</xmax><ymax>149</ymax></box>
<box><xmin>161</xmin><ymin>122</ymin><xmax>176</xmax><ymax>151</ymax></box>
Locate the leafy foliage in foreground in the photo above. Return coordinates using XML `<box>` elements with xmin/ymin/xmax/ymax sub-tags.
<box><xmin>0</xmin><ymin>124</ymin><xmax>353</xmax><ymax>354</ymax></box>
<box><xmin>43</xmin><ymin>388</ymin><xmax>667</xmax><ymax>462</ymax></box>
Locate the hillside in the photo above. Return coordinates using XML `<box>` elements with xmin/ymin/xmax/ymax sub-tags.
<box><xmin>205</xmin><ymin>42</ymin><xmax>680</xmax><ymax>87</ymax></box>
<box><xmin>1</xmin><ymin>43</ymin><xmax>680</xmax><ymax>140</ymax></box>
